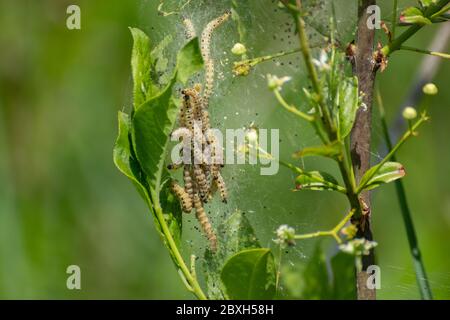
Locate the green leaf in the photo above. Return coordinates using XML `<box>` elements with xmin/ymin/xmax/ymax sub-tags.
<box><xmin>282</xmin><ymin>244</ymin><xmax>356</xmax><ymax>299</ymax></box>
<box><xmin>400</xmin><ymin>7</ymin><xmax>432</xmax><ymax>25</ymax></box>
<box><xmin>204</xmin><ymin>211</ymin><xmax>260</xmax><ymax>299</ymax></box>
<box><xmin>176</xmin><ymin>37</ymin><xmax>204</xmax><ymax>85</ymax></box>
<box><xmin>113</xmin><ymin>111</ymin><xmax>162</xmax><ymax>235</ymax></box>
<box><xmin>152</xmin><ymin>35</ymin><xmax>173</xmax><ymax>86</ymax></box>
<box><xmin>337</xmin><ymin>76</ymin><xmax>359</xmax><ymax>140</ymax></box>
<box><xmin>359</xmin><ymin>162</ymin><xmax>406</xmax><ymax>191</ymax></box>
<box><xmin>132</xmin><ymin>38</ymin><xmax>204</xmax><ymax>197</ymax></box>
<box><xmin>132</xmin><ymin>77</ymin><xmax>178</xmax><ymax>196</ymax></box>
<box><xmin>282</xmin><ymin>243</ymin><xmax>331</xmax><ymax>299</ymax></box>
<box><xmin>419</xmin><ymin>0</ymin><xmax>437</xmax><ymax>8</ymax></box>
<box><xmin>219</xmin><ymin>211</ymin><xmax>261</xmax><ymax>254</ymax></box>
<box><xmin>295</xmin><ymin>171</ymin><xmax>343</xmax><ymax>192</ymax></box>
<box><xmin>159</xmin><ymin>184</ymin><xmax>183</xmax><ymax>247</ymax></box>
<box><xmin>293</xmin><ymin>141</ymin><xmax>341</xmax><ymax>159</ymax></box>
<box><xmin>113</xmin><ymin>111</ymin><xmax>150</xmax><ymax>205</ymax></box>
<box><xmin>221</xmin><ymin>248</ymin><xmax>276</xmax><ymax>300</ymax></box>
<box><xmin>331</xmin><ymin>252</ymin><xmax>356</xmax><ymax>299</ymax></box>
<box><xmin>130</xmin><ymin>28</ymin><xmax>158</xmax><ymax>109</ymax></box>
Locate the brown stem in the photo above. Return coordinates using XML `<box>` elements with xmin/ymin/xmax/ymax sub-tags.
<box><xmin>351</xmin><ymin>0</ymin><xmax>377</xmax><ymax>300</ymax></box>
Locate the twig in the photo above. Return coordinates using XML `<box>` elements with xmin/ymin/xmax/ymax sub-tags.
<box><xmin>400</xmin><ymin>45</ymin><xmax>450</xmax><ymax>58</ymax></box>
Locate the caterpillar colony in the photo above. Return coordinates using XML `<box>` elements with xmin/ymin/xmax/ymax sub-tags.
<box><xmin>169</xmin><ymin>11</ymin><xmax>231</xmax><ymax>252</ymax></box>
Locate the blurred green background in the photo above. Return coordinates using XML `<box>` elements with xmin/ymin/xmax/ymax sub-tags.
<box><xmin>0</xmin><ymin>0</ymin><xmax>449</xmax><ymax>299</ymax></box>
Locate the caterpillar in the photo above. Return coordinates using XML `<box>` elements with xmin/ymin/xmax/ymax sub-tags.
<box><xmin>193</xmin><ymin>193</ymin><xmax>217</xmax><ymax>252</ymax></box>
<box><xmin>200</xmin><ymin>11</ymin><xmax>231</xmax><ymax>106</ymax></box>
<box><xmin>193</xmin><ymin>164</ymin><xmax>209</xmax><ymax>202</ymax></box>
<box><xmin>167</xmin><ymin>11</ymin><xmax>231</xmax><ymax>252</ymax></box>
<box><xmin>201</xmin><ymin>109</ymin><xmax>211</xmax><ymax>133</ymax></box>
<box><xmin>215</xmin><ymin>172</ymin><xmax>228</xmax><ymax>203</ymax></box>
<box><xmin>183</xmin><ymin>165</ymin><xmax>195</xmax><ymax>201</ymax></box>
<box><xmin>181</xmin><ymin>89</ymin><xmax>198</xmax><ymax>131</ymax></box>
<box><xmin>171</xmin><ymin>181</ymin><xmax>193</xmax><ymax>213</ymax></box>
<box><xmin>200</xmin><ymin>11</ymin><xmax>231</xmax><ymax>62</ymax></box>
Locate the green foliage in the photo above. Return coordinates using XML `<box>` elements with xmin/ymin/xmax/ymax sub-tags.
<box><xmin>151</xmin><ymin>34</ymin><xmax>173</xmax><ymax>85</ymax></box>
<box><xmin>204</xmin><ymin>211</ymin><xmax>261</xmax><ymax>299</ymax></box>
<box><xmin>419</xmin><ymin>0</ymin><xmax>438</xmax><ymax>8</ymax></box>
<box><xmin>330</xmin><ymin>252</ymin><xmax>357</xmax><ymax>299</ymax></box>
<box><xmin>113</xmin><ymin>111</ymin><xmax>163</xmax><ymax>235</ymax></box>
<box><xmin>293</xmin><ymin>142</ymin><xmax>341</xmax><ymax>159</ymax></box>
<box><xmin>294</xmin><ymin>171</ymin><xmax>343</xmax><ymax>192</ymax></box>
<box><xmin>176</xmin><ymin>38</ymin><xmax>204</xmax><ymax>85</ymax></box>
<box><xmin>132</xmin><ymin>77</ymin><xmax>178</xmax><ymax>195</ymax></box>
<box><xmin>401</xmin><ymin>7</ymin><xmax>432</xmax><ymax>25</ymax></box>
<box><xmin>359</xmin><ymin>162</ymin><xmax>406</xmax><ymax>191</ymax></box>
<box><xmin>337</xmin><ymin>76</ymin><xmax>359</xmax><ymax>140</ymax></box>
<box><xmin>221</xmin><ymin>248</ymin><xmax>276</xmax><ymax>300</ymax></box>
<box><xmin>282</xmin><ymin>243</ymin><xmax>356</xmax><ymax>299</ymax></box>
<box><xmin>130</xmin><ymin>27</ymin><xmax>157</xmax><ymax>108</ymax></box>
<box><xmin>113</xmin><ymin>28</ymin><xmax>205</xmax><ymax>297</ymax></box>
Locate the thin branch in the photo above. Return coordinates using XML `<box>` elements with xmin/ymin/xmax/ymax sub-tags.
<box><xmin>391</xmin><ymin>0</ymin><xmax>399</xmax><ymax>40</ymax></box>
<box><xmin>400</xmin><ymin>45</ymin><xmax>450</xmax><ymax>58</ymax></box>
<box><xmin>273</xmin><ymin>90</ymin><xmax>314</xmax><ymax>122</ymax></box>
<box><xmin>351</xmin><ymin>0</ymin><xmax>377</xmax><ymax>301</ymax></box>
<box><xmin>293</xmin><ymin>209</ymin><xmax>355</xmax><ymax>244</ymax></box>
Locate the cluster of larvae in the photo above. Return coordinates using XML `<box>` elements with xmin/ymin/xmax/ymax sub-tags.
<box><xmin>169</xmin><ymin>11</ymin><xmax>231</xmax><ymax>252</ymax></box>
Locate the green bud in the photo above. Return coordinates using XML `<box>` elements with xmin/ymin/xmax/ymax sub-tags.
<box><xmin>231</xmin><ymin>43</ymin><xmax>247</xmax><ymax>56</ymax></box>
<box><xmin>402</xmin><ymin>107</ymin><xmax>417</xmax><ymax>120</ymax></box>
<box><xmin>422</xmin><ymin>83</ymin><xmax>438</xmax><ymax>96</ymax></box>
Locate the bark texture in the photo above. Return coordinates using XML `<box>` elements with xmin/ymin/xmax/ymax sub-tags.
<box><xmin>351</xmin><ymin>0</ymin><xmax>377</xmax><ymax>300</ymax></box>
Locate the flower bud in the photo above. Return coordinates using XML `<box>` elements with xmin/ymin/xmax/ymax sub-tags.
<box><xmin>402</xmin><ymin>106</ymin><xmax>417</xmax><ymax>120</ymax></box>
<box><xmin>422</xmin><ymin>83</ymin><xmax>438</xmax><ymax>96</ymax></box>
<box><xmin>231</xmin><ymin>43</ymin><xmax>247</xmax><ymax>56</ymax></box>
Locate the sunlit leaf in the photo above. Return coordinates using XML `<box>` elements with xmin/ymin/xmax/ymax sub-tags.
<box><xmin>359</xmin><ymin>162</ymin><xmax>406</xmax><ymax>191</ymax></box>
<box><xmin>420</xmin><ymin>0</ymin><xmax>437</xmax><ymax>7</ymax></box>
<box><xmin>400</xmin><ymin>7</ymin><xmax>432</xmax><ymax>25</ymax></box>
<box><xmin>295</xmin><ymin>171</ymin><xmax>342</xmax><ymax>192</ymax></box>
